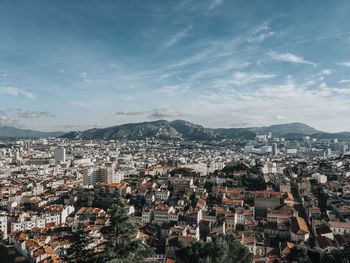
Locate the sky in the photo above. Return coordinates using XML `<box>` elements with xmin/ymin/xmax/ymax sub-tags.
<box><xmin>1</xmin><ymin>0</ymin><xmax>350</xmax><ymax>132</ymax></box>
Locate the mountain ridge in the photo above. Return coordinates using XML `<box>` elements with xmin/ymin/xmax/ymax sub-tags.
<box><xmin>58</xmin><ymin>120</ymin><xmax>338</xmax><ymax>141</ymax></box>
<box><xmin>0</xmin><ymin>126</ymin><xmax>64</xmax><ymax>139</ymax></box>
<box><xmin>247</xmin><ymin>122</ymin><xmax>322</xmax><ymax>136</ymax></box>
<box><xmin>2</xmin><ymin>120</ymin><xmax>348</xmax><ymax>140</ymax></box>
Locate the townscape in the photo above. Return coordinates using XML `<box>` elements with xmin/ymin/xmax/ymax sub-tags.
<box><xmin>0</xmin><ymin>121</ymin><xmax>350</xmax><ymax>262</ymax></box>
<box><xmin>2</xmin><ymin>0</ymin><xmax>350</xmax><ymax>262</ymax></box>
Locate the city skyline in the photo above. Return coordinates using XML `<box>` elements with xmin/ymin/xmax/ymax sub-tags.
<box><xmin>1</xmin><ymin>0</ymin><xmax>350</xmax><ymax>132</ymax></box>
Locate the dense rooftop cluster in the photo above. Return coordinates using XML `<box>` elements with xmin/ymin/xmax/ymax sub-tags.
<box><xmin>0</xmin><ymin>133</ymin><xmax>350</xmax><ymax>262</ymax></box>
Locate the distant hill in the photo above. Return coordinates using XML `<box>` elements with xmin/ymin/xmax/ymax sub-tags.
<box><xmin>214</xmin><ymin>128</ymin><xmax>256</xmax><ymax>140</ymax></box>
<box><xmin>60</xmin><ymin>120</ymin><xmax>256</xmax><ymax>140</ymax></box>
<box><xmin>62</xmin><ymin>120</ymin><xmax>182</xmax><ymax>140</ymax></box>
<box><xmin>311</xmin><ymin>132</ymin><xmax>350</xmax><ymax>140</ymax></box>
<box><xmin>0</xmin><ymin>126</ymin><xmax>64</xmax><ymax>139</ymax></box>
<box><xmin>169</xmin><ymin>120</ymin><xmax>217</xmax><ymax>140</ymax></box>
<box><xmin>248</xmin><ymin>122</ymin><xmax>322</xmax><ymax>137</ymax></box>
<box><xmin>61</xmin><ymin>120</ymin><xmax>350</xmax><ymax>141</ymax></box>
<box><xmin>5</xmin><ymin>120</ymin><xmax>348</xmax><ymax>141</ymax></box>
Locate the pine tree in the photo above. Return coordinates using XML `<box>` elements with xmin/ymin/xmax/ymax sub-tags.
<box><xmin>65</xmin><ymin>223</ymin><xmax>94</xmax><ymax>263</ymax></box>
<box><xmin>321</xmin><ymin>248</ymin><xmax>350</xmax><ymax>263</ymax></box>
<box><xmin>286</xmin><ymin>246</ymin><xmax>312</xmax><ymax>263</ymax></box>
<box><xmin>176</xmin><ymin>235</ymin><xmax>253</xmax><ymax>263</ymax></box>
<box><xmin>95</xmin><ymin>197</ymin><xmax>153</xmax><ymax>263</ymax></box>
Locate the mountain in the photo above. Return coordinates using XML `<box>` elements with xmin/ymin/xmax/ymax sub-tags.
<box><xmin>248</xmin><ymin>122</ymin><xmax>322</xmax><ymax>137</ymax></box>
<box><xmin>7</xmin><ymin>120</ymin><xmax>345</xmax><ymax>141</ymax></box>
<box><xmin>214</xmin><ymin>128</ymin><xmax>256</xmax><ymax>140</ymax></box>
<box><xmin>61</xmin><ymin>120</ymin><xmax>182</xmax><ymax>140</ymax></box>
<box><xmin>311</xmin><ymin>132</ymin><xmax>350</xmax><ymax>140</ymax></box>
<box><xmin>169</xmin><ymin>120</ymin><xmax>217</xmax><ymax>140</ymax></box>
<box><xmin>0</xmin><ymin>126</ymin><xmax>64</xmax><ymax>139</ymax></box>
<box><xmin>60</xmin><ymin>120</ymin><xmax>256</xmax><ymax>141</ymax></box>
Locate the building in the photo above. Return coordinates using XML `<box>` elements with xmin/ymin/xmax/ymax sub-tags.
<box><xmin>290</xmin><ymin>216</ymin><xmax>309</xmax><ymax>242</ymax></box>
<box><xmin>83</xmin><ymin>167</ymin><xmax>96</xmax><ymax>186</ymax></box>
<box><xmin>0</xmin><ymin>214</ymin><xmax>7</xmax><ymax>239</ymax></box>
<box><xmin>328</xmin><ymin>221</ymin><xmax>350</xmax><ymax>235</ymax></box>
<box><xmin>96</xmin><ymin>166</ymin><xmax>113</xmax><ymax>184</ymax></box>
<box><xmin>54</xmin><ymin>147</ymin><xmax>66</xmax><ymax>164</ymax></box>
<box><xmin>272</xmin><ymin>143</ymin><xmax>278</xmax><ymax>156</ymax></box>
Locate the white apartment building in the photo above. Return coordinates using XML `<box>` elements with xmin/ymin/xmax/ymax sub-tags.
<box><xmin>0</xmin><ymin>214</ymin><xmax>7</xmax><ymax>239</ymax></box>
<box><xmin>54</xmin><ymin>147</ymin><xmax>66</xmax><ymax>164</ymax></box>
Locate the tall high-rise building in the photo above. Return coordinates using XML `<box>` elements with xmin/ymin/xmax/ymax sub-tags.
<box><xmin>0</xmin><ymin>214</ymin><xmax>8</xmax><ymax>240</ymax></box>
<box><xmin>54</xmin><ymin>147</ymin><xmax>66</xmax><ymax>164</ymax></box>
<box><xmin>83</xmin><ymin>164</ymin><xmax>116</xmax><ymax>186</ymax></box>
<box><xmin>272</xmin><ymin>143</ymin><xmax>278</xmax><ymax>156</ymax></box>
<box><xmin>96</xmin><ymin>164</ymin><xmax>114</xmax><ymax>184</ymax></box>
<box><xmin>83</xmin><ymin>167</ymin><xmax>96</xmax><ymax>186</ymax></box>
<box><xmin>24</xmin><ymin>141</ymin><xmax>31</xmax><ymax>150</ymax></box>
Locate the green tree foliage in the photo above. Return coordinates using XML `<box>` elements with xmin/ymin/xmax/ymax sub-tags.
<box><xmin>96</xmin><ymin>197</ymin><xmax>153</xmax><ymax>263</ymax></box>
<box><xmin>221</xmin><ymin>163</ymin><xmax>248</xmax><ymax>174</ymax></box>
<box><xmin>321</xmin><ymin>249</ymin><xmax>350</xmax><ymax>263</ymax></box>
<box><xmin>65</xmin><ymin>223</ymin><xmax>94</xmax><ymax>263</ymax></box>
<box><xmin>176</xmin><ymin>235</ymin><xmax>252</xmax><ymax>263</ymax></box>
<box><xmin>241</xmin><ymin>175</ymin><xmax>266</xmax><ymax>190</ymax></box>
<box><xmin>286</xmin><ymin>246</ymin><xmax>312</xmax><ymax>263</ymax></box>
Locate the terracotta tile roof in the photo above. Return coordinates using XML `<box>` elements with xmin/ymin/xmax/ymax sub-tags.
<box><xmin>291</xmin><ymin>216</ymin><xmax>309</xmax><ymax>234</ymax></box>
<box><xmin>328</xmin><ymin>221</ymin><xmax>350</xmax><ymax>229</ymax></box>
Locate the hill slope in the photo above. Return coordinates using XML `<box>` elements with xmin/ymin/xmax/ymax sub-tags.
<box><xmin>60</xmin><ymin>120</ymin><xmax>256</xmax><ymax>140</ymax></box>
<box><xmin>8</xmin><ymin>120</ymin><xmax>345</xmax><ymax>141</ymax></box>
<box><xmin>0</xmin><ymin>126</ymin><xmax>64</xmax><ymax>138</ymax></box>
<box><xmin>248</xmin><ymin>122</ymin><xmax>321</xmax><ymax>137</ymax></box>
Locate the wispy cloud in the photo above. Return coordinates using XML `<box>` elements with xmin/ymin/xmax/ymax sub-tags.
<box><xmin>0</xmin><ymin>116</ymin><xmax>21</xmax><ymax>127</ymax></box>
<box><xmin>192</xmin><ymin>76</ymin><xmax>350</xmax><ymax>131</ymax></box>
<box><xmin>338</xmin><ymin>79</ymin><xmax>350</xmax><ymax>84</ymax></box>
<box><xmin>115</xmin><ymin>111</ymin><xmax>145</xmax><ymax>116</ymax></box>
<box><xmin>163</xmin><ymin>26</ymin><xmax>192</xmax><ymax>48</ymax></box>
<box><xmin>0</xmin><ymin>108</ymin><xmax>55</xmax><ymax>127</ymax></box>
<box><xmin>336</xmin><ymin>61</ymin><xmax>350</xmax><ymax>67</ymax></box>
<box><xmin>318</xmin><ymin>69</ymin><xmax>333</xmax><ymax>76</ymax></box>
<box><xmin>215</xmin><ymin>71</ymin><xmax>276</xmax><ymax>87</ymax></box>
<box><xmin>267</xmin><ymin>51</ymin><xmax>316</xmax><ymax>66</ymax></box>
<box><xmin>208</xmin><ymin>0</ymin><xmax>224</xmax><ymax>10</ymax></box>
<box><xmin>247</xmin><ymin>24</ymin><xmax>274</xmax><ymax>43</ymax></box>
<box><xmin>80</xmin><ymin>72</ymin><xmax>90</xmax><ymax>82</ymax></box>
<box><xmin>16</xmin><ymin>110</ymin><xmax>55</xmax><ymax>119</ymax></box>
<box><xmin>0</xmin><ymin>86</ymin><xmax>34</xmax><ymax>98</ymax></box>
<box><xmin>115</xmin><ymin>109</ymin><xmax>183</xmax><ymax>119</ymax></box>
<box><xmin>148</xmin><ymin>108</ymin><xmax>183</xmax><ymax>119</ymax></box>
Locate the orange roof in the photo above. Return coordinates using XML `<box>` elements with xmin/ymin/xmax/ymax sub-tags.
<box><xmin>19</xmin><ymin>232</ymin><xmax>29</xmax><ymax>242</ymax></box>
<box><xmin>178</xmin><ymin>236</ymin><xmax>192</xmax><ymax>243</ymax></box>
<box><xmin>296</xmin><ymin>216</ymin><xmax>309</xmax><ymax>234</ymax></box>
<box><xmin>222</xmin><ymin>197</ymin><xmax>243</xmax><ymax>204</ymax></box>
<box><xmin>43</xmin><ymin>245</ymin><xmax>55</xmax><ymax>254</ymax></box>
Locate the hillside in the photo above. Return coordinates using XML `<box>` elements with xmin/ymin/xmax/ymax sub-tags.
<box><xmin>60</xmin><ymin>120</ymin><xmax>256</xmax><ymax>140</ymax></box>
<box><xmin>0</xmin><ymin>126</ymin><xmax>64</xmax><ymax>139</ymax></box>
<box><xmin>248</xmin><ymin>122</ymin><xmax>322</xmax><ymax>137</ymax></box>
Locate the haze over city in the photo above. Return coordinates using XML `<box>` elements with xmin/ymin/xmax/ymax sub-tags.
<box><xmin>1</xmin><ymin>0</ymin><xmax>350</xmax><ymax>132</ymax></box>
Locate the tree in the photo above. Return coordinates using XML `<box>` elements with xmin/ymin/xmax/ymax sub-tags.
<box><xmin>286</xmin><ymin>246</ymin><xmax>312</xmax><ymax>263</ymax></box>
<box><xmin>321</xmin><ymin>249</ymin><xmax>350</xmax><ymax>263</ymax></box>
<box><xmin>65</xmin><ymin>223</ymin><xmax>94</xmax><ymax>263</ymax></box>
<box><xmin>203</xmin><ymin>181</ymin><xmax>214</xmax><ymax>193</ymax></box>
<box><xmin>176</xmin><ymin>235</ymin><xmax>252</xmax><ymax>263</ymax></box>
<box><xmin>241</xmin><ymin>175</ymin><xmax>266</xmax><ymax>190</ymax></box>
<box><xmin>96</xmin><ymin>197</ymin><xmax>153</xmax><ymax>263</ymax></box>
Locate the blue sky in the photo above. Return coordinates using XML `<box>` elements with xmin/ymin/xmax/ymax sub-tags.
<box><xmin>1</xmin><ymin>0</ymin><xmax>350</xmax><ymax>132</ymax></box>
